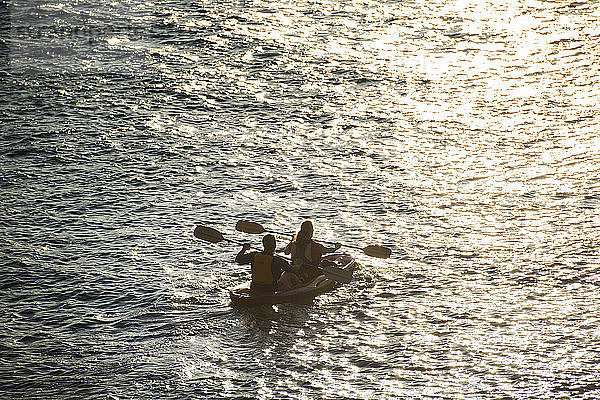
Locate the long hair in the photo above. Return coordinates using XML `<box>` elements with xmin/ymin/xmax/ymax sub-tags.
<box><xmin>294</xmin><ymin>220</ymin><xmax>313</xmax><ymax>259</ymax></box>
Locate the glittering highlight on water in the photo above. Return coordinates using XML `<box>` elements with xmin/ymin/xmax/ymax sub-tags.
<box><xmin>1</xmin><ymin>0</ymin><xmax>599</xmax><ymax>399</ymax></box>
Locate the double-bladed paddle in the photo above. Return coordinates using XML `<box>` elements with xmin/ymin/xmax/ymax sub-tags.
<box><xmin>235</xmin><ymin>220</ymin><xmax>392</xmax><ymax>259</ymax></box>
<box><xmin>193</xmin><ymin>225</ymin><xmax>353</xmax><ymax>284</ymax></box>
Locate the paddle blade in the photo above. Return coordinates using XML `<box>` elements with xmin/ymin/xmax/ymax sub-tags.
<box><xmin>362</xmin><ymin>245</ymin><xmax>392</xmax><ymax>259</ymax></box>
<box><xmin>322</xmin><ymin>265</ymin><xmax>353</xmax><ymax>284</ymax></box>
<box><xmin>194</xmin><ymin>225</ymin><xmax>225</xmax><ymax>243</ymax></box>
<box><xmin>235</xmin><ymin>220</ymin><xmax>266</xmax><ymax>234</ymax></box>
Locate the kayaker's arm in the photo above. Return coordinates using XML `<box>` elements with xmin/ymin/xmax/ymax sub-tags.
<box><xmin>283</xmin><ymin>240</ymin><xmax>293</xmax><ymax>255</ymax></box>
<box><xmin>235</xmin><ymin>243</ymin><xmax>252</xmax><ymax>264</ymax></box>
<box><xmin>277</xmin><ymin>256</ymin><xmax>296</xmax><ymax>274</ymax></box>
<box><xmin>320</xmin><ymin>242</ymin><xmax>342</xmax><ymax>254</ymax></box>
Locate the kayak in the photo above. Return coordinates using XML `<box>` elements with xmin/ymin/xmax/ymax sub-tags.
<box><xmin>229</xmin><ymin>254</ymin><xmax>356</xmax><ymax>307</ymax></box>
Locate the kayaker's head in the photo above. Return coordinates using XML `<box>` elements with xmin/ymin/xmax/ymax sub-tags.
<box><xmin>300</xmin><ymin>220</ymin><xmax>313</xmax><ymax>239</ymax></box>
<box><xmin>262</xmin><ymin>234</ymin><xmax>276</xmax><ymax>255</ymax></box>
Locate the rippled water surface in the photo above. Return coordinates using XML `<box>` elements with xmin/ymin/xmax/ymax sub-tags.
<box><xmin>1</xmin><ymin>0</ymin><xmax>599</xmax><ymax>398</ymax></box>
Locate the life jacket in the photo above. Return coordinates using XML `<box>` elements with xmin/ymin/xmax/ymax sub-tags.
<box><xmin>294</xmin><ymin>241</ymin><xmax>321</xmax><ymax>265</ymax></box>
<box><xmin>252</xmin><ymin>253</ymin><xmax>274</xmax><ymax>287</ymax></box>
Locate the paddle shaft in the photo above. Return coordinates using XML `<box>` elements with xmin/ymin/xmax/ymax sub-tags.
<box><xmin>259</xmin><ymin>229</ymin><xmax>340</xmax><ymax>248</ymax></box>
<box><xmin>236</xmin><ymin>220</ymin><xmax>376</xmax><ymax>250</ymax></box>
<box><xmin>265</xmin><ymin>229</ymin><xmax>375</xmax><ymax>253</ymax></box>
<box><xmin>235</xmin><ymin>220</ymin><xmax>391</xmax><ymax>259</ymax></box>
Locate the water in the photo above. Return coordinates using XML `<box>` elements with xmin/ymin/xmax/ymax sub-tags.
<box><xmin>1</xmin><ymin>0</ymin><xmax>599</xmax><ymax>398</ymax></box>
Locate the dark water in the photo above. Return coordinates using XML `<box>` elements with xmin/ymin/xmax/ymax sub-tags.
<box><xmin>1</xmin><ymin>0</ymin><xmax>599</xmax><ymax>398</ymax></box>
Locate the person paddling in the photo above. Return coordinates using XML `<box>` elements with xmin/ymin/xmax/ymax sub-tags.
<box><xmin>235</xmin><ymin>234</ymin><xmax>296</xmax><ymax>292</ymax></box>
<box><xmin>284</xmin><ymin>220</ymin><xmax>341</xmax><ymax>281</ymax></box>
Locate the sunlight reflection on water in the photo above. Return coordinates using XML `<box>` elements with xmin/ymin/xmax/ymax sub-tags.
<box><xmin>1</xmin><ymin>0</ymin><xmax>599</xmax><ymax>398</ymax></box>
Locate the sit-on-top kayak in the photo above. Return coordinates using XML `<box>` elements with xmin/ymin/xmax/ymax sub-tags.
<box><xmin>229</xmin><ymin>254</ymin><xmax>356</xmax><ymax>307</ymax></box>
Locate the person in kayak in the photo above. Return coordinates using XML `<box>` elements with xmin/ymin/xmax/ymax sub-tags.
<box><xmin>235</xmin><ymin>234</ymin><xmax>296</xmax><ymax>292</ymax></box>
<box><xmin>283</xmin><ymin>220</ymin><xmax>341</xmax><ymax>282</ymax></box>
